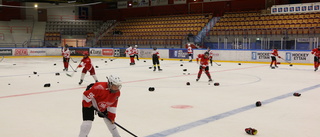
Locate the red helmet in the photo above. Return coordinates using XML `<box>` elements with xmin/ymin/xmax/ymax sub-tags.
<box><xmin>83</xmin><ymin>51</ymin><xmax>89</xmax><ymax>56</ymax></box>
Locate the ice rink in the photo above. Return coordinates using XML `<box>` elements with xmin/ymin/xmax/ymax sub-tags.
<box><xmin>1</xmin><ymin>56</ymin><xmax>320</xmax><ymax>137</ymax></box>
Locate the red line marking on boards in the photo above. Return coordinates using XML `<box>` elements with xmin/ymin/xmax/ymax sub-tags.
<box><xmin>0</xmin><ymin>65</ymin><xmax>266</xmax><ymax>99</ymax></box>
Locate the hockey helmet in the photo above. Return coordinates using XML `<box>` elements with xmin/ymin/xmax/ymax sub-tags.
<box><xmin>83</xmin><ymin>51</ymin><xmax>89</xmax><ymax>56</ymax></box>
<box><xmin>107</xmin><ymin>75</ymin><xmax>122</xmax><ymax>89</ymax></box>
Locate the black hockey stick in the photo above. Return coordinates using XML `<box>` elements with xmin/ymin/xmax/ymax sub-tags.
<box><xmin>279</xmin><ymin>57</ymin><xmax>293</xmax><ymax>66</ymax></box>
<box><xmin>93</xmin><ymin>107</ymin><xmax>138</xmax><ymax>137</ymax></box>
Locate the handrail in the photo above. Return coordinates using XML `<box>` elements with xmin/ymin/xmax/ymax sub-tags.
<box><xmin>0</xmin><ymin>26</ymin><xmax>32</xmax><ymax>33</ymax></box>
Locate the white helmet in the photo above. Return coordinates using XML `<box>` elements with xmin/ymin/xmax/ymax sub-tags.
<box><xmin>107</xmin><ymin>75</ymin><xmax>122</xmax><ymax>87</ymax></box>
<box><xmin>135</xmin><ymin>45</ymin><xmax>138</xmax><ymax>47</ymax></box>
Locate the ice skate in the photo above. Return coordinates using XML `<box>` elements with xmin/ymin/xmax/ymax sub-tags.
<box><xmin>79</xmin><ymin>80</ymin><xmax>83</xmax><ymax>85</ymax></box>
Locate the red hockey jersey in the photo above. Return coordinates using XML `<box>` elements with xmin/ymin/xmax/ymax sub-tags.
<box><xmin>271</xmin><ymin>49</ymin><xmax>279</xmax><ymax>56</ymax></box>
<box><xmin>311</xmin><ymin>48</ymin><xmax>320</xmax><ymax>57</ymax></box>
<box><xmin>82</xmin><ymin>82</ymin><xmax>120</xmax><ymax>121</ymax></box>
<box><xmin>80</xmin><ymin>57</ymin><xmax>93</xmax><ymax>70</ymax></box>
<box><xmin>197</xmin><ymin>54</ymin><xmax>210</xmax><ymax>67</ymax></box>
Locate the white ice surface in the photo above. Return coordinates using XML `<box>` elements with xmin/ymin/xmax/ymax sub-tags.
<box><xmin>1</xmin><ymin>57</ymin><xmax>320</xmax><ymax>137</ymax></box>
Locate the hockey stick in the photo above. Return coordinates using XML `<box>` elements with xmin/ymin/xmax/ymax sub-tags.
<box><xmin>109</xmin><ymin>57</ymin><xmax>119</xmax><ymax>61</ymax></box>
<box><xmin>66</xmin><ymin>61</ymin><xmax>82</xmax><ymax>77</ymax></box>
<box><xmin>70</xmin><ymin>57</ymin><xmax>78</xmax><ymax>63</ymax></box>
<box><xmin>91</xmin><ymin>99</ymin><xmax>138</xmax><ymax>137</ymax></box>
<box><xmin>68</xmin><ymin>61</ymin><xmax>77</xmax><ymax>72</ymax></box>
<box><xmin>279</xmin><ymin>57</ymin><xmax>293</xmax><ymax>66</ymax></box>
<box><xmin>212</xmin><ymin>60</ymin><xmax>221</xmax><ymax>66</ymax></box>
<box><xmin>0</xmin><ymin>56</ymin><xmax>4</xmax><ymax>62</ymax></box>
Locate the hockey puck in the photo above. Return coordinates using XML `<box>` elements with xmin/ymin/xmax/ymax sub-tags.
<box><xmin>271</xmin><ymin>67</ymin><xmax>275</xmax><ymax>69</ymax></box>
<box><xmin>149</xmin><ymin>67</ymin><xmax>152</xmax><ymax>69</ymax></box>
<box><xmin>183</xmin><ymin>69</ymin><xmax>187</xmax><ymax>71</ymax></box>
<box><xmin>54</xmin><ymin>63</ymin><xmax>56</xmax><ymax>66</ymax></box>
<box><xmin>33</xmin><ymin>71</ymin><xmax>37</xmax><ymax>74</ymax></box>
<box><xmin>255</xmin><ymin>101</ymin><xmax>262</xmax><ymax>107</ymax></box>
<box><xmin>180</xmin><ymin>59</ymin><xmax>183</xmax><ymax>61</ymax></box>
<box><xmin>238</xmin><ymin>63</ymin><xmax>241</xmax><ymax>65</ymax></box>
<box><xmin>55</xmin><ymin>73</ymin><xmax>60</xmax><ymax>76</ymax></box>
<box><xmin>8</xmin><ymin>83</ymin><xmax>10</xmax><ymax>85</ymax></box>
<box><xmin>105</xmin><ymin>61</ymin><xmax>107</xmax><ymax>63</ymax></box>
<box><xmin>180</xmin><ymin>64</ymin><xmax>183</xmax><ymax>66</ymax></box>
<box><xmin>290</xmin><ymin>64</ymin><xmax>293</xmax><ymax>67</ymax></box>
<box><xmin>214</xmin><ymin>82</ymin><xmax>220</xmax><ymax>86</ymax></box>
<box><xmin>144</xmin><ymin>60</ymin><xmax>146</xmax><ymax>62</ymax></box>
<box><xmin>186</xmin><ymin>82</ymin><xmax>190</xmax><ymax>85</ymax></box>
<box><xmin>44</xmin><ymin>83</ymin><xmax>51</xmax><ymax>87</ymax></box>
<box><xmin>148</xmin><ymin>87</ymin><xmax>155</xmax><ymax>91</ymax></box>
<box><xmin>161</xmin><ymin>59</ymin><xmax>163</xmax><ymax>61</ymax></box>
<box><xmin>95</xmin><ymin>66</ymin><xmax>99</xmax><ymax>68</ymax></box>
<box><xmin>293</xmin><ymin>92</ymin><xmax>301</xmax><ymax>97</ymax></box>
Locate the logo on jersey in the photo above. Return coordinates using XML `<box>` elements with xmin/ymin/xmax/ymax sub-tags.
<box><xmin>98</xmin><ymin>102</ymin><xmax>111</xmax><ymax>109</ymax></box>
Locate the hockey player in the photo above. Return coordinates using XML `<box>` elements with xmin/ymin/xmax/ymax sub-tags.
<box><xmin>79</xmin><ymin>75</ymin><xmax>122</xmax><ymax>137</ymax></box>
<box><xmin>133</xmin><ymin>45</ymin><xmax>139</xmax><ymax>61</ymax></box>
<box><xmin>270</xmin><ymin>48</ymin><xmax>281</xmax><ymax>68</ymax></box>
<box><xmin>152</xmin><ymin>47</ymin><xmax>162</xmax><ymax>71</ymax></box>
<box><xmin>78</xmin><ymin>51</ymin><xmax>98</xmax><ymax>85</ymax></box>
<box><xmin>206</xmin><ymin>47</ymin><xmax>214</xmax><ymax>66</ymax></box>
<box><xmin>311</xmin><ymin>46</ymin><xmax>320</xmax><ymax>71</ymax></box>
<box><xmin>62</xmin><ymin>45</ymin><xmax>70</xmax><ymax>71</ymax></box>
<box><xmin>187</xmin><ymin>44</ymin><xmax>193</xmax><ymax>62</ymax></box>
<box><xmin>196</xmin><ymin>52</ymin><xmax>212</xmax><ymax>82</ymax></box>
<box><xmin>125</xmin><ymin>45</ymin><xmax>135</xmax><ymax>65</ymax></box>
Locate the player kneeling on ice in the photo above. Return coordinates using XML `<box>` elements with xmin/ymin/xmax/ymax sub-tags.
<box><xmin>79</xmin><ymin>75</ymin><xmax>122</xmax><ymax>137</ymax></box>
<box><xmin>196</xmin><ymin>52</ymin><xmax>212</xmax><ymax>82</ymax></box>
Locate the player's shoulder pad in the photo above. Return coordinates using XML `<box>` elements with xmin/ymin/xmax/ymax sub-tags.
<box><xmin>85</xmin><ymin>83</ymin><xmax>95</xmax><ymax>91</ymax></box>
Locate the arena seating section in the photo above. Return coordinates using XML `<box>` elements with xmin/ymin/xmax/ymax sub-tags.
<box><xmin>211</xmin><ymin>11</ymin><xmax>320</xmax><ymax>36</ymax></box>
<box><xmin>98</xmin><ymin>14</ymin><xmax>211</xmax><ymax>47</ymax></box>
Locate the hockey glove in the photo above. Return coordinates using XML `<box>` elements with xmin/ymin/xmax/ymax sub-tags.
<box><xmin>245</xmin><ymin>127</ymin><xmax>257</xmax><ymax>135</ymax></box>
<box><xmin>97</xmin><ymin>110</ymin><xmax>107</xmax><ymax>118</ymax></box>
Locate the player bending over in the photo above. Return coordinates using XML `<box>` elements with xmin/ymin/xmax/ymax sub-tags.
<box><xmin>196</xmin><ymin>52</ymin><xmax>212</xmax><ymax>82</ymax></box>
<box><xmin>79</xmin><ymin>75</ymin><xmax>122</xmax><ymax>137</ymax></box>
<box><xmin>270</xmin><ymin>48</ymin><xmax>281</xmax><ymax>68</ymax></box>
<box><xmin>78</xmin><ymin>51</ymin><xmax>98</xmax><ymax>85</ymax></box>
